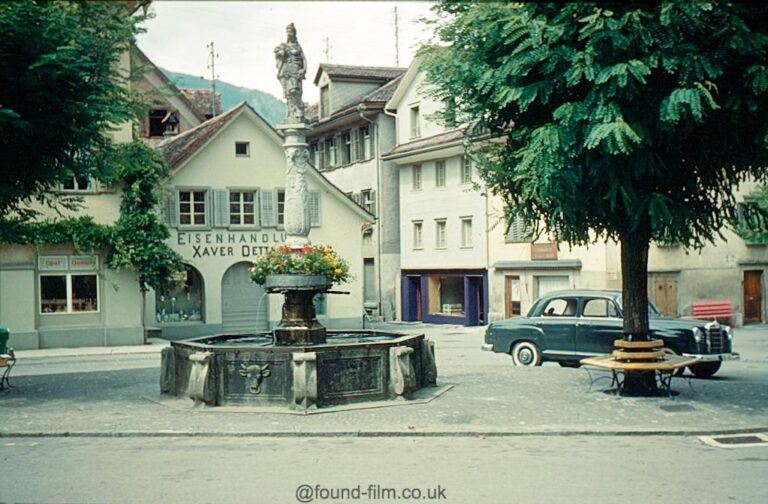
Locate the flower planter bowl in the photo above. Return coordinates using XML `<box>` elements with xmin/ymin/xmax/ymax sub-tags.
<box><xmin>264</xmin><ymin>274</ymin><xmax>332</xmax><ymax>293</ymax></box>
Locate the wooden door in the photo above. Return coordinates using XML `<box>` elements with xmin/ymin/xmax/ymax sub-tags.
<box><xmin>505</xmin><ymin>275</ymin><xmax>521</xmax><ymax>318</ymax></box>
<box><xmin>744</xmin><ymin>270</ymin><xmax>763</xmax><ymax>323</ymax></box>
<box><xmin>651</xmin><ymin>274</ymin><xmax>677</xmax><ymax>316</ymax></box>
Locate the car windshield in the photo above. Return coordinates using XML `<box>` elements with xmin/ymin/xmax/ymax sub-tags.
<box><xmin>617</xmin><ymin>296</ymin><xmax>663</xmax><ymax>318</ymax></box>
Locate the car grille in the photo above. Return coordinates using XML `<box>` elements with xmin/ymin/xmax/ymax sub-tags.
<box><xmin>706</xmin><ymin>322</ymin><xmax>727</xmax><ymax>353</ymax></box>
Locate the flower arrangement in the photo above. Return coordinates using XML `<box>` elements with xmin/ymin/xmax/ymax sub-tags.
<box><xmin>249</xmin><ymin>244</ymin><xmax>351</xmax><ymax>285</ymax></box>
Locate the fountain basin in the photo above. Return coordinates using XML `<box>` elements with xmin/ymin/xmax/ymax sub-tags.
<box><xmin>160</xmin><ymin>331</ymin><xmax>437</xmax><ymax>410</ymax></box>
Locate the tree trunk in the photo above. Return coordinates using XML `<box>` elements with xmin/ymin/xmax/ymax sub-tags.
<box><xmin>620</xmin><ymin>229</ymin><xmax>651</xmax><ymax>342</ymax></box>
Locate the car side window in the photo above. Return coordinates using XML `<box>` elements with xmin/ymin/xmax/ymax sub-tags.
<box><xmin>583</xmin><ymin>298</ymin><xmax>619</xmax><ymax>318</ymax></box>
<box><xmin>540</xmin><ymin>298</ymin><xmax>578</xmax><ymax>317</ymax></box>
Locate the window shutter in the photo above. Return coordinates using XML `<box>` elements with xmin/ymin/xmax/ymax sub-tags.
<box><xmin>370</xmin><ymin>190</ymin><xmax>377</xmax><ymax>216</ymax></box>
<box><xmin>350</xmin><ymin>129</ymin><xmax>360</xmax><ymax>163</ymax></box>
<box><xmin>261</xmin><ymin>189</ymin><xmax>276</xmax><ymax>227</ymax></box>
<box><xmin>165</xmin><ymin>191</ymin><xmax>178</xmax><ymax>228</ymax></box>
<box><xmin>213</xmin><ymin>189</ymin><xmax>228</xmax><ymax>227</ymax></box>
<box><xmin>352</xmin><ymin>193</ymin><xmax>362</xmax><ymax>206</ymax></box>
<box><xmin>309</xmin><ymin>191</ymin><xmax>321</xmax><ymax>227</ymax></box>
<box><xmin>253</xmin><ymin>188</ymin><xmax>262</xmax><ymax>229</ymax></box>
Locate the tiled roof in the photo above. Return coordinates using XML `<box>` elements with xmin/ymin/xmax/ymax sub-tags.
<box><xmin>363</xmin><ymin>75</ymin><xmax>404</xmax><ymax>102</ymax></box>
<box><xmin>314</xmin><ymin>63</ymin><xmax>406</xmax><ymax>84</ymax></box>
<box><xmin>157</xmin><ymin>103</ymin><xmax>245</xmax><ymax>170</ymax></box>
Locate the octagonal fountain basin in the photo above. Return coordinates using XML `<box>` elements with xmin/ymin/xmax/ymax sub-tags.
<box><xmin>160</xmin><ymin>331</ymin><xmax>437</xmax><ymax>410</ymax></box>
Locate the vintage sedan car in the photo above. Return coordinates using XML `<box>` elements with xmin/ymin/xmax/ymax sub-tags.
<box><xmin>482</xmin><ymin>290</ymin><xmax>740</xmax><ymax>377</ymax></box>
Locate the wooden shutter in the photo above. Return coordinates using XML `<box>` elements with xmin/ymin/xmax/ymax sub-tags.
<box><xmin>309</xmin><ymin>191</ymin><xmax>321</xmax><ymax>227</ymax></box>
<box><xmin>352</xmin><ymin>193</ymin><xmax>362</xmax><ymax>206</ymax></box>
<box><xmin>253</xmin><ymin>188</ymin><xmax>262</xmax><ymax>229</ymax></box>
<box><xmin>261</xmin><ymin>189</ymin><xmax>276</xmax><ymax>227</ymax></box>
<box><xmin>165</xmin><ymin>191</ymin><xmax>178</xmax><ymax>228</ymax></box>
<box><xmin>213</xmin><ymin>189</ymin><xmax>229</xmax><ymax>227</ymax></box>
<box><xmin>369</xmin><ymin>190</ymin><xmax>377</xmax><ymax>216</ymax></box>
<box><xmin>350</xmin><ymin>128</ymin><xmax>360</xmax><ymax>163</ymax></box>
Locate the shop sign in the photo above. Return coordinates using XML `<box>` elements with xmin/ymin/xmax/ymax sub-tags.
<box><xmin>176</xmin><ymin>231</ymin><xmax>286</xmax><ymax>259</ymax></box>
<box><xmin>38</xmin><ymin>256</ymin><xmax>68</xmax><ymax>271</ymax></box>
<box><xmin>70</xmin><ymin>255</ymin><xmax>99</xmax><ymax>270</ymax></box>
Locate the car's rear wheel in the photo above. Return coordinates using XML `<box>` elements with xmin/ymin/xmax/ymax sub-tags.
<box><xmin>511</xmin><ymin>341</ymin><xmax>541</xmax><ymax>367</ymax></box>
<box><xmin>689</xmin><ymin>361</ymin><xmax>722</xmax><ymax>378</ymax></box>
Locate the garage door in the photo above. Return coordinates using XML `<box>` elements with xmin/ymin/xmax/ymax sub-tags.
<box><xmin>536</xmin><ymin>275</ymin><xmax>570</xmax><ymax>298</ymax></box>
<box><xmin>221</xmin><ymin>262</ymin><xmax>269</xmax><ymax>333</ymax></box>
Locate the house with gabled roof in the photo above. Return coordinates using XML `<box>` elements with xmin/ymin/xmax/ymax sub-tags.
<box><xmin>153</xmin><ymin>102</ymin><xmax>374</xmax><ymax>338</ymax></box>
<box><xmin>306</xmin><ymin>63</ymin><xmax>406</xmax><ymax>322</ymax></box>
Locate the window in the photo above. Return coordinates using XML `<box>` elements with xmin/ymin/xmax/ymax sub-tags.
<box><xmin>342</xmin><ymin>131</ymin><xmax>352</xmax><ymax>165</ymax></box>
<box><xmin>435</xmin><ymin>219</ymin><xmax>447</xmax><ymax>249</ymax></box>
<box><xmin>178</xmin><ymin>190</ymin><xmax>207</xmax><ymax>226</ymax></box>
<box><xmin>461</xmin><ymin>156</ymin><xmax>473</xmax><ymax>184</ymax></box>
<box><xmin>313</xmin><ymin>141</ymin><xmax>325</xmax><ymax>170</ymax></box>
<box><xmin>59</xmin><ymin>176</ymin><xmax>94</xmax><ymax>192</ymax></box>
<box><xmin>235</xmin><ymin>142</ymin><xmax>250</xmax><ymax>157</ymax></box>
<box><xmin>413</xmin><ymin>221</ymin><xmax>423</xmax><ymax>249</ymax></box>
<box><xmin>426</xmin><ymin>275</ymin><xmax>464</xmax><ymax>316</ymax></box>
<box><xmin>155</xmin><ymin>265</ymin><xmax>204</xmax><ymax>323</ymax></box>
<box><xmin>148</xmin><ymin>109</ymin><xmax>168</xmax><ymax>137</ymax></box>
<box><xmin>325</xmin><ymin>137</ymin><xmax>336</xmax><ymax>167</ymax></box>
<box><xmin>361</xmin><ymin>126</ymin><xmax>372</xmax><ymax>159</ymax></box>
<box><xmin>435</xmin><ymin>161</ymin><xmax>446</xmax><ymax>187</ymax></box>
<box><xmin>460</xmin><ymin>217</ymin><xmax>473</xmax><ymax>248</ymax></box>
<box><xmin>361</xmin><ymin>189</ymin><xmax>374</xmax><ymax>214</ymax></box>
<box><xmin>320</xmin><ymin>85</ymin><xmax>330</xmax><ymax>118</ymax></box>
<box><xmin>583</xmin><ymin>298</ymin><xmax>619</xmax><ymax>318</ymax></box>
<box><xmin>540</xmin><ymin>298</ymin><xmax>578</xmax><ymax>317</ymax></box>
<box><xmin>229</xmin><ymin>191</ymin><xmax>257</xmax><ymax>226</ymax></box>
<box><xmin>412</xmin><ymin>164</ymin><xmax>422</xmax><ymax>190</ymax></box>
<box><xmin>40</xmin><ymin>274</ymin><xmax>98</xmax><ymax>314</ymax></box>
<box><xmin>277</xmin><ymin>189</ymin><xmax>286</xmax><ymax>227</ymax></box>
<box><xmin>505</xmin><ymin>214</ymin><xmax>533</xmax><ymax>243</ymax></box>
<box><xmin>410</xmin><ymin>105</ymin><xmax>421</xmax><ymax>138</ymax></box>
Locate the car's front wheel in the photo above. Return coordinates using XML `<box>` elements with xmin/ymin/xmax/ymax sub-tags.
<box><xmin>689</xmin><ymin>361</ymin><xmax>722</xmax><ymax>378</ymax></box>
<box><xmin>511</xmin><ymin>341</ymin><xmax>541</xmax><ymax>367</ymax></box>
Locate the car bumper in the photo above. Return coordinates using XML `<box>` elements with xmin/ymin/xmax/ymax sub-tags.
<box><xmin>682</xmin><ymin>352</ymin><xmax>740</xmax><ymax>362</ymax></box>
<box><xmin>481</xmin><ymin>343</ymin><xmax>494</xmax><ymax>352</ymax></box>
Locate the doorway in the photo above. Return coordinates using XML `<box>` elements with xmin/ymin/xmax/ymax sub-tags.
<box><xmin>651</xmin><ymin>274</ymin><xmax>678</xmax><ymax>316</ymax></box>
<box><xmin>505</xmin><ymin>275</ymin><xmax>522</xmax><ymax>318</ymax></box>
<box><xmin>743</xmin><ymin>270</ymin><xmax>763</xmax><ymax>323</ymax></box>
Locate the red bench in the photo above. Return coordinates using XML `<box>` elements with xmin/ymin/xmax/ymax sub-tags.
<box><xmin>692</xmin><ymin>300</ymin><xmax>735</xmax><ymax>325</ymax></box>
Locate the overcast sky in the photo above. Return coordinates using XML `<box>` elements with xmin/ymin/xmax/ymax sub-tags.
<box><xmin>136</xmin><ymin>1</ymin><xmax>435</xmax><ymax>103</ymax></box>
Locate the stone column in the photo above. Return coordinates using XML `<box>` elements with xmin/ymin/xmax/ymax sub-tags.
<box><xmin>279</xmin><ymin>126</ymin><xmax>312</xmax><ymax>248</ymax></box>
<box><xmin>293</xmin><ymin>351</ymin><xmax>318</xmax><ymax>410</ymax></box>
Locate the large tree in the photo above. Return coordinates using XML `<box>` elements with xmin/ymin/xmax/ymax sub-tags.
<box><xmin>423</xmin><ymin>2</ymin><xmax>768</xmax><ymax>340</ymax></box>
<box><xmin>0</xmin><ymin>1</ymin><xmax>146</xmax><ymax>218</ymax></box>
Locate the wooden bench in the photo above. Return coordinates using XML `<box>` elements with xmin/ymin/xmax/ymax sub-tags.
<box><xmin>0</xmin><ymin>349</ymin><xmax>16</xmax><ymax>391</ymax></box>
<box><xmin>581</xmin><ymin>354</ymin><xmax>700</xmax><ymax>395</ymax></box>
<box><xmin>692</xmin><ymin>300</ymin><xmax>735</xmax><ymax>325</ymax></box>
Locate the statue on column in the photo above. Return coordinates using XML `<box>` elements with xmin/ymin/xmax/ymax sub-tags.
<box><xmin>275</xmin><ymin>23</ymin><xmax>307</xmax><ymax>124</ymax></box>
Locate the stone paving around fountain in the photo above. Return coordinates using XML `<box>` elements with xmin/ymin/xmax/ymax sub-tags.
<box><xmin>3</xmin><ymin>324</ymin><xmax>768</xmax><ymax>437</ymax></box>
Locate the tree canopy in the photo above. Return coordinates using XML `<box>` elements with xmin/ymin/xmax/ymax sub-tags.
<box><xmin>422</xmin><ymin>2</ymin><xmax>768</xmax><ymax>338</ymax></box>
<box><xmin>0</xmin><ymin>1</ymin><xmax>146</xmax><ymax>218</ymax></box>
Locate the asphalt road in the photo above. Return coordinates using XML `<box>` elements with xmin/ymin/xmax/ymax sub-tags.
<box><xmin>2</xmin><ymin>436</ymin><xmax>766</xmax><ymax>504</ymax></box>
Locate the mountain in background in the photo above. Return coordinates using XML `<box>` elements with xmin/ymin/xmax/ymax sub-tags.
<box><xmin>162</xmin><ymin>69</ymin><xmax>286</xmax><ymax>126</ymax></box>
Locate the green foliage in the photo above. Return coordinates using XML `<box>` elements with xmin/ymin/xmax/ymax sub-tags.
<box><xmin>422</xmin><ymin>2</ymin><xmax>768</xmax><ymax>335</ymax></box>
<box><xmin>0</xmin><ymin>216</ymin><xmax>112</xmax><ymax>252</ymax></box>
<box><xmin>733</xmin><ymin>186</ymin><xmax>768</xmax><ymax>245</ymax></box>
<box><xmin>0</xmin><ymin>1</ymin><xmax>147</xmax><ymax>217</ymax></box>
<box><xmin>250</xmin><ymin>244</ymin><xmax>351</xmax><ymax>286</ymax></box>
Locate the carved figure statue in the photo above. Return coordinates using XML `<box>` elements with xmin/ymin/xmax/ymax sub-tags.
<box><xmin>275</xmin><ymin>23</ymin><xmax>307</xmax><ymax>124</ymax></box>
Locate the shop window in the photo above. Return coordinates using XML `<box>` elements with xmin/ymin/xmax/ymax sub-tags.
<box><xmin>40</xmin><ymin>274</ymin><xmax>98</xmax><ymax>314</ymax></box>
<box><xmin>229</xmin><ymin>191</ymin><xmax>257</xmax><ymax>226</ymax></box>
<box><xmin>179</xmin><ymin>190</ymin><xmax>207</xmax><ymax>226</ymax></box>
<box><xmin>427</xmin><ymin>275</ymin><xmax>465</xmax><ymax>317</ymax></box>
<box><xmin>156</xmin><ymin>265</ymin><xmax>204</xmax><ymax>323</ymax></box>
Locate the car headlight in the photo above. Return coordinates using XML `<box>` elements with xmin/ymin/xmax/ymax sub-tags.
<box><xmin>724</xmin><ymin>326</ymin><xmax>733</xmax><ymax>341</ymax></box>
<box><xmin>692</xmin><ymin>327</ymin><xmax>704</xmax><ymax>343</ymax></box>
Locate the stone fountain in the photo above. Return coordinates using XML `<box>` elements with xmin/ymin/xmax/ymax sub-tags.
<box><xmin>159</xmin><ymin>24</ymin><xmax>437</xmax><ymax>410</ymax></box>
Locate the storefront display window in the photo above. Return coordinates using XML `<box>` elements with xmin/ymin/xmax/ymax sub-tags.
<box><xmin>156</xmin><ymin>265</ymin><xmax>204</xmax><ymax>323</ymax></box>
<box><xmin>40</xmin><ymin>274</ymin><xmax>98</xmax><ymax>314</ymax></box>
<box><xmin>427</xmin><ymin>275</ymin><xmax>465</xmax><ymax>317</ymax></box>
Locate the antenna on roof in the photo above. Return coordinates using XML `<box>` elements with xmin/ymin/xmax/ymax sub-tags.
<box><xmin>394</xmin><ymin>6</ymin><xmax>400</xmax><ymax>67</ymax></box>
<box><xmin>206</xmin><ymin>41</ymin><xmax>219</xmax><ymax>118</ymax></box>
<box><xmin>322</xmin><ymin>37</ymin><xmax>331</xmax><ymax>63</ymax></box>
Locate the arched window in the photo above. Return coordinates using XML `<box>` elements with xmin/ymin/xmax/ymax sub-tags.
<box><xmin>156</xmin><ymin>264</ymin><xmax>204</xmax><ymax>323</ymax></box>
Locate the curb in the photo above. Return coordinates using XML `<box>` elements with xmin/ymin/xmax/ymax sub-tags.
<box><xmin>2</xmin><ymin>427</ymin><xmax>767</xmax><ymax>439</ymax></box>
